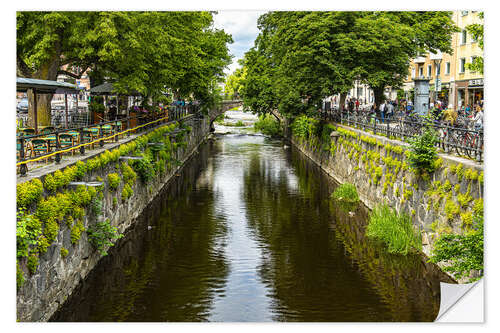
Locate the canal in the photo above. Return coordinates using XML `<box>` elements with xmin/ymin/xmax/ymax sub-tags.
<box><xmin>51</xmin><ymin>111</ymin><xmax>454</xmax><ymax>322</ymax></box>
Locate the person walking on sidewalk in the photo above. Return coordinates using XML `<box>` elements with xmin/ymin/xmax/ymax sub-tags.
<box><xmin>379</xmin><ymin>101</ymin><xmax>386</xmax><ymax>123</ymax></box>
<box><xmin>385</xmin><ymin>101</ymin><xmax>394</xmax><ymax>120</ymax></box>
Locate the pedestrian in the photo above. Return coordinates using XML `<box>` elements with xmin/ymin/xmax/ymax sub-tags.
<box><xmin>465</xmin><ymin>104</ymin><xmax>471</xmax><ymax>116</ymax></box>
<box><xmin>385</xmin><ymin>100</ymin><xmax>394</xmax><ymax>120</ymax></box>
<box><xmin>355</xmin><ymin>99</ymin><xmax>360</xmax><ymax>111</ymax></box>
<box><xmin>379</xmin><ymin>100</ymin><xmax>386</xmax><ymax>123</ymax></box>
<box><xmin>473</xmin><ymin>105</ymin><xmax>484</xmax><ymax>131</ymax></box>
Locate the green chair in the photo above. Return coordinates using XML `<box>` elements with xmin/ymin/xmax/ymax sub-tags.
<box><xmin>59</xmin><ymin>133</ymin><xmax>76</xmax><ymax>155</ymax></box>
<box><xmin>22</xmin><ymin>128</ymin><xmax>35</xmax><ymax>136</ymax></box>
<box><xmin>31</xmin><ymin>139</ymin><xmax>50</xmax><ymax>161</ymax></box>
<box><xmin>82</xmin><ymin>129</ymin><xmax>96</xmax><ymax>149</ymax></box>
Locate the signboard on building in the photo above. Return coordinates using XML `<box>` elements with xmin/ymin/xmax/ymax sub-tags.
<box><xmin>468</xmin><ymin>79</ymin><xmax>484</xmax><ymax>87</ymax></box>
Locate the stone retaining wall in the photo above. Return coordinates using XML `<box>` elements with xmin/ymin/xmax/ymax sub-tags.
<box><xmin>16</xmin><ymin>116</ymin><xmax>211</xmax><ymax>321</ymax></box>
<box><xmin>289</xmin><ymin>123</ymin><xmax>484</xmax><ymax>259</ymax></box>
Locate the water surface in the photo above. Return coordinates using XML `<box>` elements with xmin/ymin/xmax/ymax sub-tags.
<box><xmin>51</xmin><ymin>111</ymin><xmax>454</xmax><ymax>322</ymax></box>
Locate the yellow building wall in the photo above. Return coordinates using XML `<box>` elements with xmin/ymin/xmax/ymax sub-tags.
<box><xmin>404</xmin><ymin>11</ymin><xmax>483</xmax><ymax>109</ymax></box>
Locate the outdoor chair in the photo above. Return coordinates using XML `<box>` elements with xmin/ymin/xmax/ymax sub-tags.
<box><xmin>101</xmin><ymin>125</ymin><xmax>114</xmax><ymax>143</ymax></box>
<box><xmin>21</xmin><ymin>128</ymin><xmax>35</xmax><ymax>136</ymax></box>
<box><xmin>82</xmin><ymin>129</ymin><xmax>97</xmax><ymax>149</ymax></box>
<box><xmin>59</xmin><ymin>133</ymin><xmax>76</xmax><ymax>155</ymax></box>
<box><xmin>31</xmin><ymin>139</ymin><xmax>50</xmax><ymax>162</ymax></box>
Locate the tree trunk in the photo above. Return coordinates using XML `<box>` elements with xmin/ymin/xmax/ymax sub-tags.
<box><xmin>339</xmin><ymin>92</ymin><xmax>347</xmax><ymax>112</ymax></box>
<box><xmin>27</xmin><ymin>91</ymin><xmax>53</xmax><ymax>127</ymax></box>
<box><xmin>373</xmin><ymin>86</ymin><xmax>386</xmax><ymax>108</ymax></box>
<box><xmin>26</xmin><ymin>55</ymin><xmax>60</xmax><ymax>127</ymax></box>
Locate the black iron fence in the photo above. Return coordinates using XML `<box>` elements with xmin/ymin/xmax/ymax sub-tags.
<box><xmin>16</xmin><ymin>105</ymin><xmax>202</xmax><ymax>176</ymax></box>
<box><xmin>319</xmin><ymin>109</ymin><xmax>483</xmax><ymax>162</ymax></box>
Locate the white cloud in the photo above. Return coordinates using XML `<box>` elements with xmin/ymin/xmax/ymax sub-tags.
<box><xmin>213</xmin><ymin>10</ymin><xmax>267</xmax><ymax>75</ymax></box>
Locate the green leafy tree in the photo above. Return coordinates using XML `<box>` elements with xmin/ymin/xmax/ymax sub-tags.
<box><xmin>224</xmin><ymin>65</ymin><xmax>246</xmax><ymax>99</ymax></box>
<box><xmin>465</xmin><ymin>12</ymin><xmax>484</xmax><ymax>74</ymax></box>
<box><xmin>17</xmin><ymin>11</ymin><xmax>232</xmax><ymax>126</ymax></box>
<box><xmin>241</xmin><ymin>11</ymin><xmax>457</xmax><ymax>116</ymax></box>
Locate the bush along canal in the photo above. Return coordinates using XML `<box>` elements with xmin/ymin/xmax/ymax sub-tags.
<box><xmin>49</xmin><ymin>112</ymin><xmax>455</xmax><ymax>322</ymax></box>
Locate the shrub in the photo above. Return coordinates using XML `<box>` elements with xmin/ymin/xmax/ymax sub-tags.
<box><xmin>430</xmin><ymin>212</ymin><xmax>483</xmax><ymax>282</ymax></box>
<box><xmin>75</xmin><ymin>161</ymin><xmax>87</xmax><ymax>180</ymax></box>
<box><xmin>60</xmin><ymin>247</ymin><xmax>69</xmax><ymax>258</ymax></box>
<box><xmin>121</xmin><ymin>183</ymin><xmax>133</xmax><ymax>201</ymax></box>
<box><xmin>87</xmin><ymin>219</ymin><xmax>123</xmax><ymax>256</ymax></box>
<box><xmin>254</xmin><ymin>114</ymin><xmax>282</xmax><ymax>137</ymax></box>
<box><xmin>27</xmin><ymin>253</ymin><xmax>39</xmax><ymax>274</ymax></box>
<box><xmin>70</xmin><ymin>220</ymin><xmax>85</xmax><ymax>245</ymax></box>
<box><xmin>366</xmin><ymin>204</ymin><xmax>422</xmax><ymax>255</ymax></box>
<box><xmin>16</xmin><ymin>210</ymin><xmax>42</xmax><ymax>258</ymax></box>
<box><xmin>121</xmin><ymin>162</ymin><xmax>137</xmax><ymax>186</ymax></box>
<box><xmin>332</xmin><ymin>183</ymin><xmax>359</xmax><ymax>204</ymax></box>
<box><xmin>291</xmin><ymin>115</ymin><xmax>318</xmax><ymax>139</ymax></box>
<box><xmin>16</xmin><ymin>179</ymin><xmax>44</xmax><ymax>209</ymax></box>
<box><xmin>406</xmin><ymin>126</ymin><xmax>438</xmax><ymax>175</ymax></box>
<box><xmin>107</xmin><ymin>173</ymin><xmax>121</xmax><ymax>191</ymax></box>
<box><xmin>130</xmin><ymin>156</ymin><xmax>156</xmax><ymax>183</ymax></box>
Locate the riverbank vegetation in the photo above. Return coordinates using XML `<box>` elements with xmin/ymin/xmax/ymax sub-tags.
<box><xmin>254</xmin><ymin>114</ymin><xmax>282</xmax><ymax>137</ymax></box>
<box><xmin>332</xmin><ymin>183</ymin><xmax>359</xmax><ymax>204</ymax></box>
<box><xmin>430</xmin><ymin>206</ymin><xmax>484</xmax><ymax>282</ymax></box>
<box><xmin>366</xmin><ymin>204</ymin><xmax>422</xmax><ymax>255</ymax></box>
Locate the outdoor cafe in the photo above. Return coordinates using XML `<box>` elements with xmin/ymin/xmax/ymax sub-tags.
<box><xmin>16</xmin><ymin>78</ymin><xmax>196</xmax><ymax>176</ymax></box>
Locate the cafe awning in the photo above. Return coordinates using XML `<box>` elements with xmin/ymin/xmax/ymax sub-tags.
<box><xmin>16</xmin><ymin>77</ymin><xmax>78</xmax><ymax>94</ymax></box>
<box><xmin>90</xmin><ymin>82</ymin><xmax>141</xmax><ymax>96</ymax></box>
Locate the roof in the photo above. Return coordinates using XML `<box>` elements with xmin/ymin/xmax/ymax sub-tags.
<box><xmin>90</xmin><ymin>82</ymin><xmax>141</xmax><ymax>96</ymax></box>
<box><xmin>16</xmin><ymin>77</ymin><xmax>78</xmax><ymax>94</ymax></box>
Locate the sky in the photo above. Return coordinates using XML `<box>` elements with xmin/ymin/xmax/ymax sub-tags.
<box><xmin>213</xmin><ymin>10</ymin><xmax>267</xmax><ymax>75</ymax></box>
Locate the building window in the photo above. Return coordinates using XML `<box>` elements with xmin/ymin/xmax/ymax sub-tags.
<box><xmin>461</xmin><ymin>30</ymin><xmax>467</xmax><ymax>45</ymax></box>
<box><xmin>445</xmin><ymin>62</ymin><xmax>450</xmax><ymax>75</ymax></box>
<box><xmin>461</xmin><ymin>11</ymin><xmax>468</xmax><ymax>16</ymax></box>
<box><xmin>459</xmin><ymin>58</ymin><xmax>466</xmax><ymax>73</ymax></box>
<box><xmin>419</xmin><ymin>66</ymin><xmax>423</xmax><ymax>77</ymax></box>
<box><xmin>411</xmin><ymin>68</ymin><xmax>416</xmax><ymax>78</ymax></box>
<box><xmin>436</xmin><ymin>63</ymin><xmax>441</xmax><ymax>76</ymax></box>
<box><xmin>427</xmin><ymin>64</ymin><xmax>432</xmax><ymax>77</ymax></box>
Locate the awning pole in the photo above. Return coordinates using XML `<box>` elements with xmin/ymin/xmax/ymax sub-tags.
<box><xmin>33</xmin><ymin>88</ymin><xmax>38</xmax><ymax>135</ymax></box>
<box><xmin>64</xmin><ymin>94</ymin><xmax>69</xmax><ymax>128</ymax></box>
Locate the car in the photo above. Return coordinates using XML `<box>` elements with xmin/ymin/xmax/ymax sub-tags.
<box><xmin>17</xmin><ymin>98</ymin><xmax>28</xmax><ymax>113</ymax></box>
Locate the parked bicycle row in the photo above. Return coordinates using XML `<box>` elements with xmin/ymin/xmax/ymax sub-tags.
<box><xmin>318</xmin><ymin>108</ymin><xmax>483</xmax><ymax>162</ymax></box>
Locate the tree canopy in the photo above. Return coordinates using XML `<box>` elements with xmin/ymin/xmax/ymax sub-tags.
<box><xmin>240</xmin><ymin>11</ymin><xmax>457</xmax><ymax>118</ymax></box>
<box><xmin>16</xmin><ymin>11</ymin><xmax>233</xmax><ymax>125</ymax></box>
<box><xmin>224</xmin><ymin>64</ymin><xmax>246</xmax><ymax>99</ymax></box>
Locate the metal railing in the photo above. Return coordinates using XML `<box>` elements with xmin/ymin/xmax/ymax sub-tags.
<box><xmin>319</xmin><ymin>108</ymin><xmax>483</xmax><ymax>162</ymax></box>
<box><xmin>16</xmin><ymin>105</ymin><xmax>202</xmax><ymax>176</ymax></box>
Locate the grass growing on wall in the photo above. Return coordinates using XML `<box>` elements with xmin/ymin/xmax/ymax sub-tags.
<box><xmin>332</xmin><ymin>183</ymin><xmax>359</xmax><ymax>204</ymax></box>
<box><xmin>366</xmin><ymin>204</ymin><xmax>422</xmax><ymax>255</ymax></box>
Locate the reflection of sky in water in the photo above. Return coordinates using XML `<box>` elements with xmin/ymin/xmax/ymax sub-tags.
<box><xmin>209</xmin><ymin>135</ymin><xmax>274</xmax><ymax>321</ymax></box>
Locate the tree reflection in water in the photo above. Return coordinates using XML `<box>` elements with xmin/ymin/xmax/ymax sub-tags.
<box><xmin>51</xmin><ymin>143</ymin><xmax>230</xmax><ymax>322</ymax></box>
<box><xmin>242</xmin><ymin>145</ymin><xmax>454</xmax><ymax>322</ymax></box>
